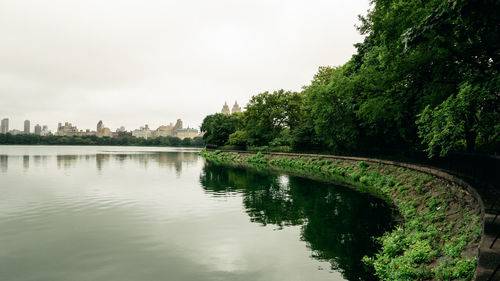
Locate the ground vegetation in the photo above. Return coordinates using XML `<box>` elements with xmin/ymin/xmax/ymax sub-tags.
<box><xmin>200</xmin><ymin>149</ymin><xmax>482</xmax><ymax>280</ymax></box>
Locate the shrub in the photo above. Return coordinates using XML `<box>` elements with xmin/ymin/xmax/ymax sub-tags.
<box><xmin>453</xmin><ymin>258</ymin><xmax>476</xmax><ymax>280</ymax></box>
<box><xmin>358</xmin><ymin>161</ymin><xmax>369</xmax><ymax>168</ymax></box>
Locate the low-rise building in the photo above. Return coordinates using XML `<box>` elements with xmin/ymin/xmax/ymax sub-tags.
<box><xmin>175</xmin><ymin>127</ymin><xmax>200</xmax><ymax>140</ymax></box>
<box><xmin>150</xmin><ymin>119</ymin><xmax>184</xmax><ymax>139</ymax></box>
<box><xmin>152</xmin><ymin>123</ymin><xmax>175</xmax><ymax>138</ymax></box>
<box><xmin>113</xmin><ymin>126</ymin><xmax>131</xmax><ymax>138</ymax></box>
<box><xmin>56</xmin><ymin>122</ymin><xmax>96</xmax><ymax>137</ymax></box>
<box><xmin>132</xmin><ymin>125</ymin><xmax>152</xmax><ymax>139</ymax></box>
<box><xmin>8</xmin><ymin>129</ymin><xmax>23</xmax><ymax>135</ymax></box>
<box><xmin>56</xmin><ymin>122</ymin><xmax>79</xmax><ymax>136</ymax></box>
<box><xmin>81</xmin><ymin>129</ymin><xmax>96</xmax><ymax>136</ymax></box>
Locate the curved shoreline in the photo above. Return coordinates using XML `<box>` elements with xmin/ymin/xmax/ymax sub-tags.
<box><xmin>200</xmin><ymin>149</ymin><xmax>485</xmax><ymax>281</ymax></box>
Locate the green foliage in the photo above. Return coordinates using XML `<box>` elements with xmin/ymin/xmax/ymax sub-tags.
<box><xmin>443</xmin><ymin>236</ymin><xmax>467</xmax><ymax>258</ymax></box>
<box><xmin>200</xmin><ymin>113</ymin><xmax>242</xmax><ymax>147</ymax></box>
<box><xmin>246</xmin><ymin>152</ymin><xmax>268</xmax><ymax>166</ymax></box>
<box><xmin>0</xmin><ymin>134</ymin><xmax>204</xmax><ymax>147</ymax></box>
<box><xmin>192</xmin><ymin>136</ymin><xmax>205</xmax><ymax>147</ymax></box>
<box><xmin>434</xmin><ymin>259</ymin><xmax>454</xmax><ymax>280</ymax></box>
<box><xmin>244</xmin><ymin>90</ymin><xmax>304</xmax><ymax>146</ymax></box>
<box><xmin>358</xmin><ymin>161</ymin><xmax>368</xmax><ymax>169</ymax></box>
<box><xmin>199</xmin><ymin>1</ymin><xmax>498</xmax><ymax>272</ymax></box>
<box><xmin>417</xmin><ymin>80</ymin><xmax>500</xmax><ymax>157</ymax></box>
<box><xmin>453</xmin><ymin>258</ymin><xmax>476</xmax><ymax>280</ymax></box>
<box><xmin>433</xmin><ymin>257</ymin><xmax>477</xmax><ymax>281</ymax></box>
<box><xmin>198</xmin><ymin>0</ymin><xmax>499</xmax><ymax>156</ymax></box>
<box><xmin>228</xmin><ymin>130</ymin><xmax>248</xmax><ymax>147</ymax></box>
<box><xmin>201</xmin><ymin>150</ymin><xmax>481</xmax><ymax>280</ymax></box>
<box><xmin>304</xmin><ymin>66</ymin><xmax>361</xmax><ymax>152</ymax></box>
<box><xmin>269</xmin><ymin>128</ymin><xmax>292</xmax><ymax>147</ymax></box>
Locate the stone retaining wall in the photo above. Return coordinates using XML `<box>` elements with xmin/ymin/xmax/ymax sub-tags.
<box><xmin>204</xmin><ymin>149</ymin><xmax>486</xmax><ymax>281</ymax></box>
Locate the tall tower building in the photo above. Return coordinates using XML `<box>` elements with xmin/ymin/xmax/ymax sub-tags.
<box><xmin>221</xmin><ymin>102</ymin><xmax>230</xmax><ymax>115</ymax></box>
<box><xmin>1</xmin><ymin>118</ymin><xmax>9</xmax><ymax>134</ymax></box>
<box><xmin>97</xmin><ymin>120</ymin><xmax>104</xmax><ymax>135</ymax></box>
<box><xmin>173</xmin><ymin>119</ymin><xmax>183</xmax><ymax>131</ymax></box>
<box><xmin>41</xmin><ymin>125</ymin><xmax>49</xmax><ymax>136</ymax></box>
<box><xmin>24</xmin><ymin>120</ymin><xmax>30</xmax><ymax>134</ymax></box>
<box><xmin>96</xmin><ymin>120</ymin><xmax>111</xmax><ymax>137</ymax></box>
<box><xmin>231</xmin><ymin>101</ymin><xmax>242</xmax><ymax>114</ymax></box>
<box><xmin>34</xmin><ymin>124</ymin><xmax>42</xmax><ymax>135</ymax></box>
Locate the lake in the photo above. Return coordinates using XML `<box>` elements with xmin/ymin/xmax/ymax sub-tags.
<box><xmin>0</xmin><ymin>146</ymin><xmax>393</xmax><ymax>281</ymax></box>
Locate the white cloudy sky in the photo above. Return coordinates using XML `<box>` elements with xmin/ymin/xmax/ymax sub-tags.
<box><xmin>0</xmin><ymin>0</ymin><xmax>370</xmax><ymax>132</ymax></box>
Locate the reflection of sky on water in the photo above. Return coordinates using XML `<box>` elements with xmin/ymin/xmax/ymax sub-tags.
<box><xmin>0</xmin><ymin>146</ymin><xmax>393</xmax><ymax>281</ymax></box>
<box><xmin>0</xmin><ymin>148</ymin><xmax>200</xmax><ymax>176</ymax></box>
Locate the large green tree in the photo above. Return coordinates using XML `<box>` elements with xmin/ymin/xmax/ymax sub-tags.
<box><xmin>200</xmin><ymin>113</ymin><xmax>242</xmax><ymax>147</ymax></box>
<box><xmin>199</xmin><ymin>0</ymin><xmax>499</xmax><ymax>157</ymax></box>
<box><xmin>407</xmin><ymin>0</ymin><xmax>500</xmax><ymax>155</ymax></box>
<box><xmin>244</xmin><ymin>90</ymin><xmax>304</xmax><ymax>146</ymax></box>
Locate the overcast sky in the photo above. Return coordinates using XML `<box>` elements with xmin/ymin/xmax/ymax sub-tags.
<box><xmin>0</xmin><ymin>0</ymin><xmax>370</xmax><ymax>132</ymax></box>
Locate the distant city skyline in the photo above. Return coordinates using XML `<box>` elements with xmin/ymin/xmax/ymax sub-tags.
<box><xmin>1</xmin><ymin>100</ymin><xmax>241</xmax><ymax>132</ymax></box>
<box><xmin>0</xmin><ymin>0</ymin><xmax>370</xmax><ymax>131</ymax></box>
<box><xmin>0</xmin><ymin>116</ymin><xmax>202</xmax><ymax>141</ymax></box>
<box><xmin>0</xmin><ymin>115</ymin><xmax>202</xmax><ymax>133</ymax></box>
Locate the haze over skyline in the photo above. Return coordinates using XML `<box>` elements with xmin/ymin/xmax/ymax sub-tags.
<box><xmin>1</xmin><ymin>0</ymin><xmax>370</xmax><ymax>132</ymax></box>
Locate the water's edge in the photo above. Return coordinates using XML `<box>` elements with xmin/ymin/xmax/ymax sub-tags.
<box><xmin>200</xmin><ymin>149</ymin><xmax>484</xmax><ymax>281</ymax></box>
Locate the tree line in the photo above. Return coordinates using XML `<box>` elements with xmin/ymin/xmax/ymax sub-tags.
<box><xmin>201</xmin><ymin>0</ymin><xmax>499</xmax><ymax>157</ymax></box>
<box><xmin>0</xmin><ymin>134</ymin><xmax>205</xmax><ymax>147</ymax></box>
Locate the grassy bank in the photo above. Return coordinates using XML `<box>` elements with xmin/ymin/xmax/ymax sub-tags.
<box><xmin>200</xmin><ymin>149</ymin><xmax>482</xmax><ymax>281</ymax></box>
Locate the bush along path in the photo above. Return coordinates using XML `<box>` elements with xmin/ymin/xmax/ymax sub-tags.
<box><xmin>200</xmin><ymin>149</ymin><xmax>484</xmax><ymax>281</ymax></box>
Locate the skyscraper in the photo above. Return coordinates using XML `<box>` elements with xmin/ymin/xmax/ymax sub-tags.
<box><xmin>41</xmin><ymin>125</ymin><xmax>50</xmax><ymax>136</ymax></box>
<box><xmin>173</xmin><ymin>119</ymin><xmax>183</xmax><ymax>131</ymax></box>
<box><xmin>1</xmin><ymin>118</ymin><xmax>9</xmax><ymax>134</ymax></box>
<box><xmin>34</xmin><ymin>124</ymin><xmax>42</xmax><ymax>135</ymax></box>
<box><xmin>96</xmin><ymin>120</ymin><xmax>111</xmax><ymax>137</ymax></box>
<box><xmin>24</xmin><ymin>120</ymin><xmax>30</xmax><ymax>134</ymax></box>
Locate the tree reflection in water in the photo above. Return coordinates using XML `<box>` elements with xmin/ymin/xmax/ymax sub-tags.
<box><xmin>200</xmin><ymin>163</ymin><xmax>394</xmax><ymax>281</ymax></box>
<box><xmin>50</xmin><ymin>152</ymin><xmax>199</xmax><ymax>174</ymax></box>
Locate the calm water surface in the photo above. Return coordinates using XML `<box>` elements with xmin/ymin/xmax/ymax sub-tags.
<box><xmin>0</xmin><ymin>146</ymin><xmax>393</xmax><ymax>281</ymax></box>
